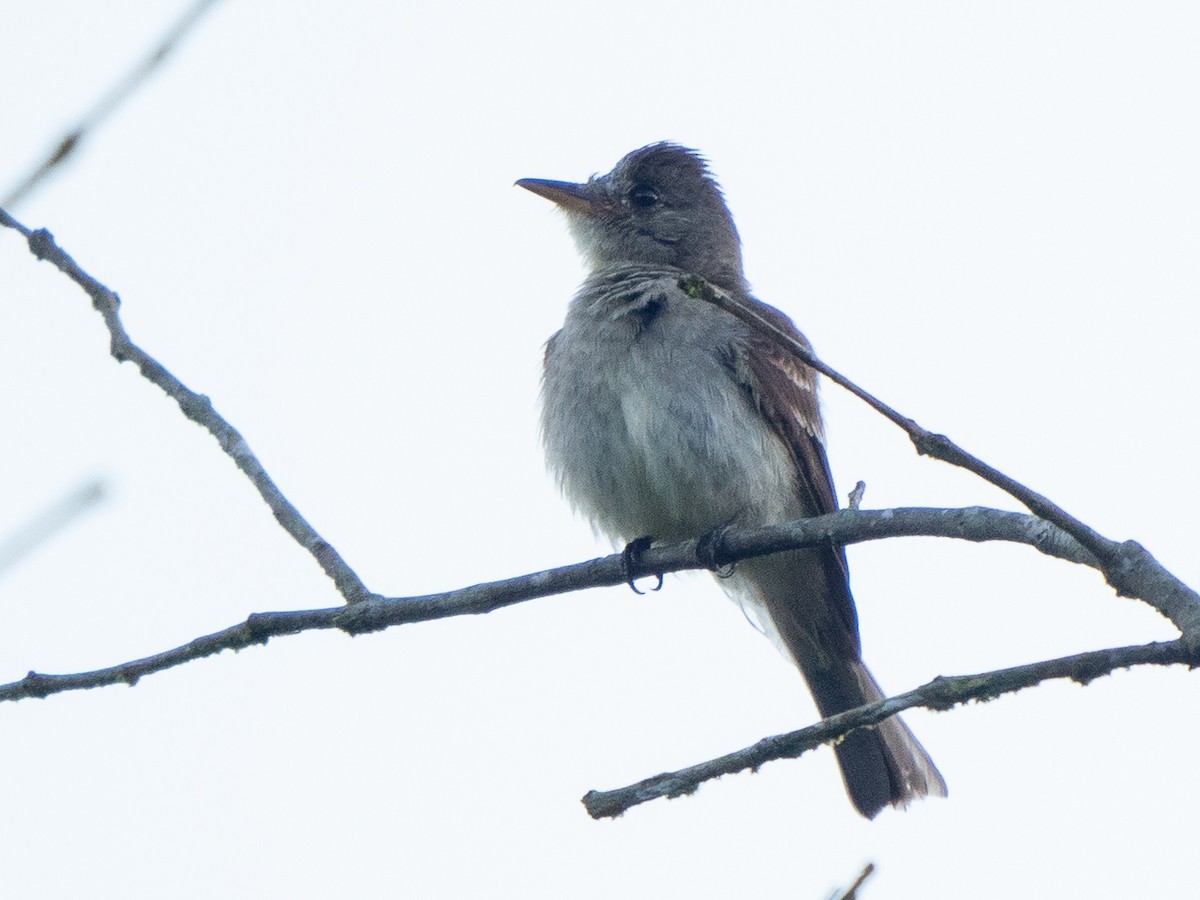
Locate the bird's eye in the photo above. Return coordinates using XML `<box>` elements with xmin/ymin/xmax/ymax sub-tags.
<box><xmin>629</xmin><ymin>186</ymin><xmax>659</xmax><ymax>208</ymax></box>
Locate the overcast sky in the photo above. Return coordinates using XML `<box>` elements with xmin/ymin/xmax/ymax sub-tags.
<box><xmin>1</xmin><ymin>3</ymin><xmax>1198</xmax><ymax>898</ymax></box>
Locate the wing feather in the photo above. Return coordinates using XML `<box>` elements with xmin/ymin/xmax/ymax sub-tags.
<box><xmin>730</xmin><ymin>297</ymin><xmax>862</xmax><ymax>650</ymax></box>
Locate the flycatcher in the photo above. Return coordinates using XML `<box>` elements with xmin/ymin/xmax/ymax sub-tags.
<box><xmin>518</xmin><ymin>143</ymin><xmax>946</xmax><ymax>818</ymax></box>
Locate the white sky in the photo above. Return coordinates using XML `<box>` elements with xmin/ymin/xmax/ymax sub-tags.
<box><xmin>1</xmin><ymin>2</ymin><xmax>1197</xmax><ymax>897</ymax></box>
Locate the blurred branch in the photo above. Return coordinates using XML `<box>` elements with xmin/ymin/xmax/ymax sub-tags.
<box><xmin>3</xmin><ymin>0</ymin><xmax>222</xmax><ymax>209</ymax></box>
<box><xmin>0</xmin><ymin>478</ymin><xmax>107</xmax><ymax>576</ymax></box>
<box><xmin>680</xmin><ymin>275</ymin><xmax>1200</xmax><ymax>635</ymax></box>
<box><xmin>829</xmin><ymin>863</ymin><xmax>874</xmax><ymax>900</ymax></box>
<box><xmin>584</xmin><ymin>638</ymin><xmax>1192</xmax><ymax>819</ymax></box>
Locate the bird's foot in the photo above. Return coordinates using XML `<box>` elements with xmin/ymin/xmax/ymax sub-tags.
<box><xmin>620</xmin><ymin>535</ymin><xmax>663</xmax><ymax>594</ymax></box>
<box><xmin>696</xmin><ymin>525</ymin><xmax>737</xmax><ymax>578</ymax></box>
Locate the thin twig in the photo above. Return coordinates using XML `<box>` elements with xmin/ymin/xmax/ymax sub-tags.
<box><xmin>680</xmin><ymin>274</ymin><xmax>1104</xmax><ymax>543</ymax></box>
<box><xmin>847</xmin><ymin>480</ymin><xmax>866</xmax><ymax>511</ymax></box>
<box><xmin>686</xmin><ymin>270</ymin><xmax>1200</xmax><ymax>633</ymax></box>
<box><xmin>581</xmin><ymin>638</ymin><xmax>1194</xmax><ymax>819</ymax></box>
<box><xmin>830</xmin><ymin>863</ymin><xmax>875</xmax><ymax>900</ymax></box>
<box><xmin>2</xmin><ymin>211</ymin><xmax>372</xmax><ymax>604</ymax></box>
<box><xmin>3</xmin><ymin>0</ymin><xmax>223</xmax><ymax>209</ymax></box>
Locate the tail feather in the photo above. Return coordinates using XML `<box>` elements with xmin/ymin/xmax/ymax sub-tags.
<box><xmin>806</xmin><ymin>658</ymin><xmax>947</xmax><ymax>819</ymax></box>
<box><xmin>730</xmin><ymin>550</ymin><xmax>946</xmax><ymax>818</ymax></box>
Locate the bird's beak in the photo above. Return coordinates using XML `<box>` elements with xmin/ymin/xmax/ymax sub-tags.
<box><xmin>515</xmin><ymin>178</ymin><xmax>600</xmax><ymax>216</ymax></box>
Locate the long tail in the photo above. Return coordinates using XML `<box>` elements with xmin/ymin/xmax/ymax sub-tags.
<box><xmin>732</xmin><ymin>549</ymin><xmax>947</xmax><ymax>819</ymax></box>
<box><xmin>803</xmin><ymin>655</ymin><xmax>947</xmax><ymax>819</ymax></box>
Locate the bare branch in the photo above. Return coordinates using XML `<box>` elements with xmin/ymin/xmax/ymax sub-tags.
<box><xmin>581</xmin><ymin>638</ymin><xmax>1195</xmax><ymax>819</ymax></box>
<box><xmin>3</xmin><ymin>207</ymin><xmax>1198</xmax><ymax>826</ymax></box>
<box><xmin>7</xmin><ymin>209</ymin><xmax>1194</xmax><ymax>630</ymax></box>
<box><xmin>3</xmin><ymin>0</ymin><xmax>223</xmax><ymax>209</ymax></box>
<box><xmin>678</xmin><ymin>275</ymin><xmax>1200</xmax><ymax>636</ymax></box>
<box><xmin>0</xmin><ymin>505</ymin><xmax>1170</xmax><ymax>704</ymax></box>
<box><xmin>0</xmin><ymin>210</ymin><xmax>372</xmax><ymax>604</ymax></box>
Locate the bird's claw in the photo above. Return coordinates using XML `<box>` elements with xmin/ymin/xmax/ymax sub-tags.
<box><xmin>620</xmin><ymin>535</ymin><xmax>663</xmax><ymax>594</ymax></box>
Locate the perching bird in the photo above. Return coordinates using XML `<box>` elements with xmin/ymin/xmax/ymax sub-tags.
<box><xmin>518</xmin><ymin>143</ymin><xmax>946</xmax><ymax>818</ymax></box>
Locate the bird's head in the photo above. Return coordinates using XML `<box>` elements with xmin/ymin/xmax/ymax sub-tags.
<box><xmin>517</xmin><ymin>143</ymin><xmax>746</xmax><ymax>292</ymax></box>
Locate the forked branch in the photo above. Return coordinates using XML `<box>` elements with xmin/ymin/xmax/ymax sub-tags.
<box><xmin>2</xmin><ymin>208</ymin><xmax>1197</xmax><ymax>820</ymax></box>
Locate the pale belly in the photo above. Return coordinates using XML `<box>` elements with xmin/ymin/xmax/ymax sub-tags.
<box><xmin>544</xmin><ymin>332</ymin><xmax>801</xmax><ymax>545</ymax></box>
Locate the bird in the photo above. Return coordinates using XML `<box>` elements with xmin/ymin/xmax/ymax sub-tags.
<box><xmin>517</xmin><ymin>143</ymin><xmax>946</xmax><ymax>818</ymax></box>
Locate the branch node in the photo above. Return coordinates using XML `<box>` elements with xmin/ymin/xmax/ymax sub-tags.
<box><xmin>920</xmin><ymin>675</ymin><xmax>963</xmax><ymax>711</ymax></box>
<box><xmin>912</xmin><ymin>429</ymin><xmax>951</xmax><ymax>459</ymax></box>
<box><xmin>1102</xmin><ymin>539</ymin><xmax>1149</xmax><ymax>598</ymax></box>
<box><xmin>22</xmin><ymin>671</ymin><xmax>52</xmax><ymax>699</ymax></box>
<box><xmin>243</xmin><ymin>613</ymin><xmax>274</xmax><ymax>646</ymax></box>
<box><xmin>180</xmin><ymin>392</ymin><xmax>215</xmax><ymax>420</ymax></box>
<box><xmin>334</xmin><ymin>599</ymin><xmax>388</xmax><ymax>636</ymax></box>
<box><xmin>28</xmin><ymin>228</ymin><xmax>57</xmax><ymax>261</ymax></box>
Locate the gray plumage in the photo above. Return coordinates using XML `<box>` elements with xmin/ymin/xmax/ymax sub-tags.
<box><xmin>519</xmin><ymin>143</ymin><xmax>946</xmax><ymax>818</ymax></box>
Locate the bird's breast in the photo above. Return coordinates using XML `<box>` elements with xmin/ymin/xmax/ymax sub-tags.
<box><xmin>541</xmin><ymin>274</ymin><xmax>799</xmax><ymax>544</ymax></box>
